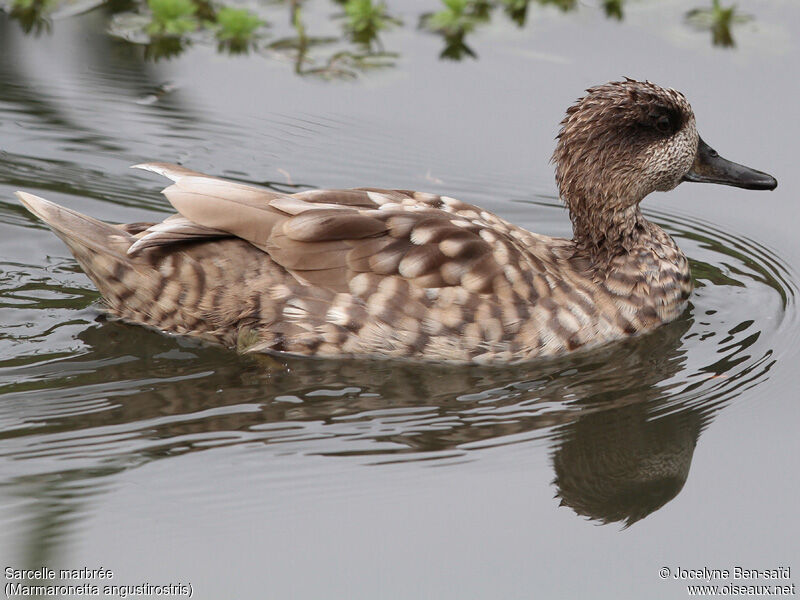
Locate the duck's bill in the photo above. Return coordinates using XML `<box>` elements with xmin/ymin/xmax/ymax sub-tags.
<box><xmin>683</xmin><ymin>137</ymin><xmax>777</xmax><ymax>191</ymax></box>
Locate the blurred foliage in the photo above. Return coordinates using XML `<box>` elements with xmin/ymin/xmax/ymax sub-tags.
<box><xmin>420</xmin><ymin>0</ymin><xmax>488</xmax><ymax>59</ymax></box>
<box><xmin>265</xmin><ymin>1</ymin><xmax>396</xmax><ymax>78</ymax></box>
<box><xmin>212</xmin><ymin>5</ymin><xmax>265</xmax><ymax>52</ymax></box>
<box><xmin>602</xmin><ymin>0</ymin><xmax>622</xmax><ymax>20</ymax></box>
<box><xmin>144</xmin><ymin>33</ymin><xmax>187</xmax><ymax>57</ymax></box>
<box><xmin>146</xmin><ymin>0</ymin><xmax>197</xmax><ymax>35</ymax></box>
<box><xmin>341</xmin><ymin>0</ymin><xmax>401</xmax><ymax>48</ymax></box>
<box><xmin>500</xmin><ymin>0</ymin><xmax>529</xmax><ymax>27</ymax></box>
<box><xmin>686</xmin><ymin>0</ymin><xmax>751</xmax><ymax>48</ymax></box>
<box><xmin>421</xmin><ymin>0</ymin><xmax>482</xmax><ymax>37</ymax></box>
<box><xmin>8</xmin><ymin>0</ymin><xmax>56</xmax><ymax>33</ymax></box>
<box><xmin>0</xmin><ymin>0</ymin><xmax>761</xmax><ymax>75</ymax></box>
<box><xmin>537</xmin><ymin>0</ymin><xmax>575</xmax><ymax>12</ymax></box>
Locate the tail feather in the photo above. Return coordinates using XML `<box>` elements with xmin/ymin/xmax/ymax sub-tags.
<box><xmin>131</xmin><ymin>162</ymin><xmax>224</xmax><ymax>183</ymax></box>
<box><xmin>16</xmin><ymin>191</ymin><xmax>134</xmax><ymax>260</ymax></box>
<box><xmin>15</xmin><ymin>192</ymin><xmax>149</xmax><ymax>317</ymax></box>
<box><xmin>16</xmin><ymin>190</ymin><xmax>251</xmax><ymax>345</ymax></box>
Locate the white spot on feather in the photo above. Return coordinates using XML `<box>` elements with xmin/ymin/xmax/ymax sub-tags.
<box><xmin>410</xmin><ymin>226</ymin><xmax>437</xmax><ymax>245</ymax></box>
<box><xmin>413</xmin><ymin>192</ymin><xmax>439</xmax><ymax>203</ymax></box>
<box><xmin>326</xmin><ymin>306</ymin><xmax>350</xmax><ymax>326</ymax></box>
<box><xmin>158</xmin><ymin>257</ymin><xmax>176</xmax><ymax>277</ymax></box>
<box><xmin>282</xmin><ymin>300</ymin><xmax>310</xmax><ymax>321</ymax></box>
<box><xmin>367</xmin><ymin>191</ymin><xmax>392</xmax><ymax>205</ymax></box>
<box><xmin>269</xmin><ymin>284</ymin><xmax>294</xmax><ymax>301</ymax></box>
<box><xmin>439</xmin><ymin>238</ymin><xmax>470</xmax><ymax>257</ymax></box>
<box><xmin>492</xmin><ymin>242</ymin><xmax>510</xmax><ymax>265</ymax></box>
<box><xmin>349</xmin><ymin>273</ymin><xmax>373</xmax><ymax>296</ymax></box>
<box><xmin>398</xmin><ymin>253</ymin><xmax>432</xmax><ymax>279</ymax></box>
<box><xmin>479</xmin><ymin>229</ymin><xmax>497</xmax><ymax>243</ymax></box>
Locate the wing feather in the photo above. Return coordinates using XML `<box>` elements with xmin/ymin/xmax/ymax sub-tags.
<box><xmin>265</xmin><ymin>231</ymin><xmax>351</xmax><ymax>271</ymax></box>
<box><xmin>128</xmin><ymin>215</ymin><xmax>231</xmax><ymax>255</ymax></box>
<box><xmin>281</xmin><ymin>209</ymin><xmax>387</xmax><ymax>242</ymax></box>
<box><xmin>135</xmin><ymin>166</ymin><xmax>514</xmax><ymax>296</ymax></box>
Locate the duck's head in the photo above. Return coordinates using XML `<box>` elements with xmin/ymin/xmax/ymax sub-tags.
<box><xmin>552</xmin><ymin>79</ymin><xmax>776</xmax><ymax>246</ymax></box>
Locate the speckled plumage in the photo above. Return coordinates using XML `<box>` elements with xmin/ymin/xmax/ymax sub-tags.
<box><xmin>16</xmin><ymin>80</ymin><xmax>774</xmax><ymax>363</ymax></box>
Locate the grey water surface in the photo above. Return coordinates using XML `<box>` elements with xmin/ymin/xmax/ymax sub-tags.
<box><xmin>0</xmin><ymin>1</ymin><xmax>799</xmax><ymax>598</ymax></box>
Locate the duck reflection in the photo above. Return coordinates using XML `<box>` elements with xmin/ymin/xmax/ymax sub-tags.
<box><xmin>551</xmin><ymin>400</ymin><xmax>701</xmax><ymax>527</ymax></box>
<box><xmin>1</xmin><ymin>292</ymin><xmax>779</xmax><ymax>578</ymax></box>
<box><xmin>6</xmin><ymin>307</ymin><xmax>720</xmax><ymax>528</ymax></box>
<box><xmin>546</xmin><ymin>317</ymin><xmax>707</xmax><ymax>527</ymax></box>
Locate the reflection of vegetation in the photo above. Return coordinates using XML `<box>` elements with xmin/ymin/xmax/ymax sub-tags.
<box><xmin>267</xmin><ymin>3</ymin><xmax>339</xmax><ymax>76</ymax></box>
<box><xmin>537</xmin><ymin>0</ymin><xmax>576</xmax><ymax>12</ymax></box>
<box><xmin>8</xmin><ymin>0</ymin><xmax>55</xmax><ymax>34</ymax></box>
<box><xmin>267</xmin><ymin>2</ymin><xmax>396</xmax><ymax>79</ymax></box>
<box><xmin>341</xmin><ymin>0</ymin><xmax>400</xmax><ymax>48</ymax></box>
<box><xmin>420</xmin><ymin>0</ymin><xmax>485</xmax><ymax>59</ymax></box>
<box><xmin>602</xmin><ymin>0</ymin><xmax>622</xmax><ymax>20</ymax></box>
<box><xmin>501</xmin><ymin>0</ymin><xmax>529</xmax><ymax>27</ymax></box>
<box><xmin>144</xmin><ymin>33</ymin><xmax>187</xmax><ymax>58</ymax></box>
<box><xmin>106</xmin><ymin>0</ymin><xmax>264</xmax><ymax>59</ymax></box>
<box><xmin>0</xmin><ymin>0</ymin><xmax>762</xmax><ymax>71</ymax></box>
<box><xmin>686</xmin><ymin>0</ymin><xmax>751</xmax><ymax>48</ymax></box>
<box><xmin>422</xmin><ymin>0</ymin><xmax>483</xmax><ymax>37</ymax></box>
<box><xmin>141</xmin><ymin>0</ymin><xmax>265</xmax><ymax>54</ymax></box>
<box><xmin>438</xmin><ymin>30</ymin><xmax>474</xmax><ymax>60</ymax></box>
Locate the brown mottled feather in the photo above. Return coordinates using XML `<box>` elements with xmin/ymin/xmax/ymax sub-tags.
<box><xmin>282</xmin><ymin>209</ymin><xmax>387</xmax><ymax>242</ymax></box>
<box><xmin>18</xmin><ymin>80</ymin><xmax>741</xmax><ymax>363</ymax></box>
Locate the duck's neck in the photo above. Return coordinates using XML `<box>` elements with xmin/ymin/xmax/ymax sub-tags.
<box><xmin>566</xmin><ymin>198</ymin><xmax>692</xmax><ymax>328</ymax></box>
<box><xmin>570</xmin><ymin>202</ymin><xmax>650</xmax><ymax>266</ymax></box>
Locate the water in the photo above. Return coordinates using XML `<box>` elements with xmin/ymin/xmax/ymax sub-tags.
<box><xmin>1</xmin><ymin>1</ymin><xmax>799</xmax><ymax>598</ymax></box>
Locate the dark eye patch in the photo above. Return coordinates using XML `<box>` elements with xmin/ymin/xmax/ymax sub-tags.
<box><xmin>647</xmin><ymin>105</ymin><xmax>683</xmax><ymax>136</ymax></box>
<box><xmin>655</xmin><ymin>115</ymin><xmax>671</xmax><ymax>133</ymax></box>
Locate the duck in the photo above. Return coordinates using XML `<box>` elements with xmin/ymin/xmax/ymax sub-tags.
<box><xmin>16</xmin><ymin>79</ymin><xmax>777</xmax><ymax>364</ymax></box>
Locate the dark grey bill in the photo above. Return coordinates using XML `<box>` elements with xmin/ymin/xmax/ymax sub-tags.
<box><xmin>682</xmin><ymin>137</ymin><xmax>777</xmax><ymax>191</ymax></box>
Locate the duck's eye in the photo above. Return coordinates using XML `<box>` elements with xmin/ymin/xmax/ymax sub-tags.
<box><xmin>655</xmin><ymin>115</ymin><xmax>672</xmax><ymax>134</ymax></box>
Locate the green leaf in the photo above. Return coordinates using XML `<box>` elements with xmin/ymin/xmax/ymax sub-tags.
<box><xmin>146</xmin><ymin>0</ymin><xmax>198</xmax><ymax>35</ymax></box>
<box><xmin>214</xmin><ymin>6</ymin><xmax>264</xmax><ymax>42</ymax></box>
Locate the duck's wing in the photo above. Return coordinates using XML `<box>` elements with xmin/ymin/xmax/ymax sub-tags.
<box><xmin>270</xmin><ymin>189</ymin><xmax>520</xmax><ymax>294</ymax></box>
<box><xmin>128</xmin><ymin>162</ymin><xmax>278</xmax><ymax>254</ymax></box>
<box><xmin>132</xmin><ymin>163</ymin><xmax>529</xmax><ymax>295</ymax></box>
